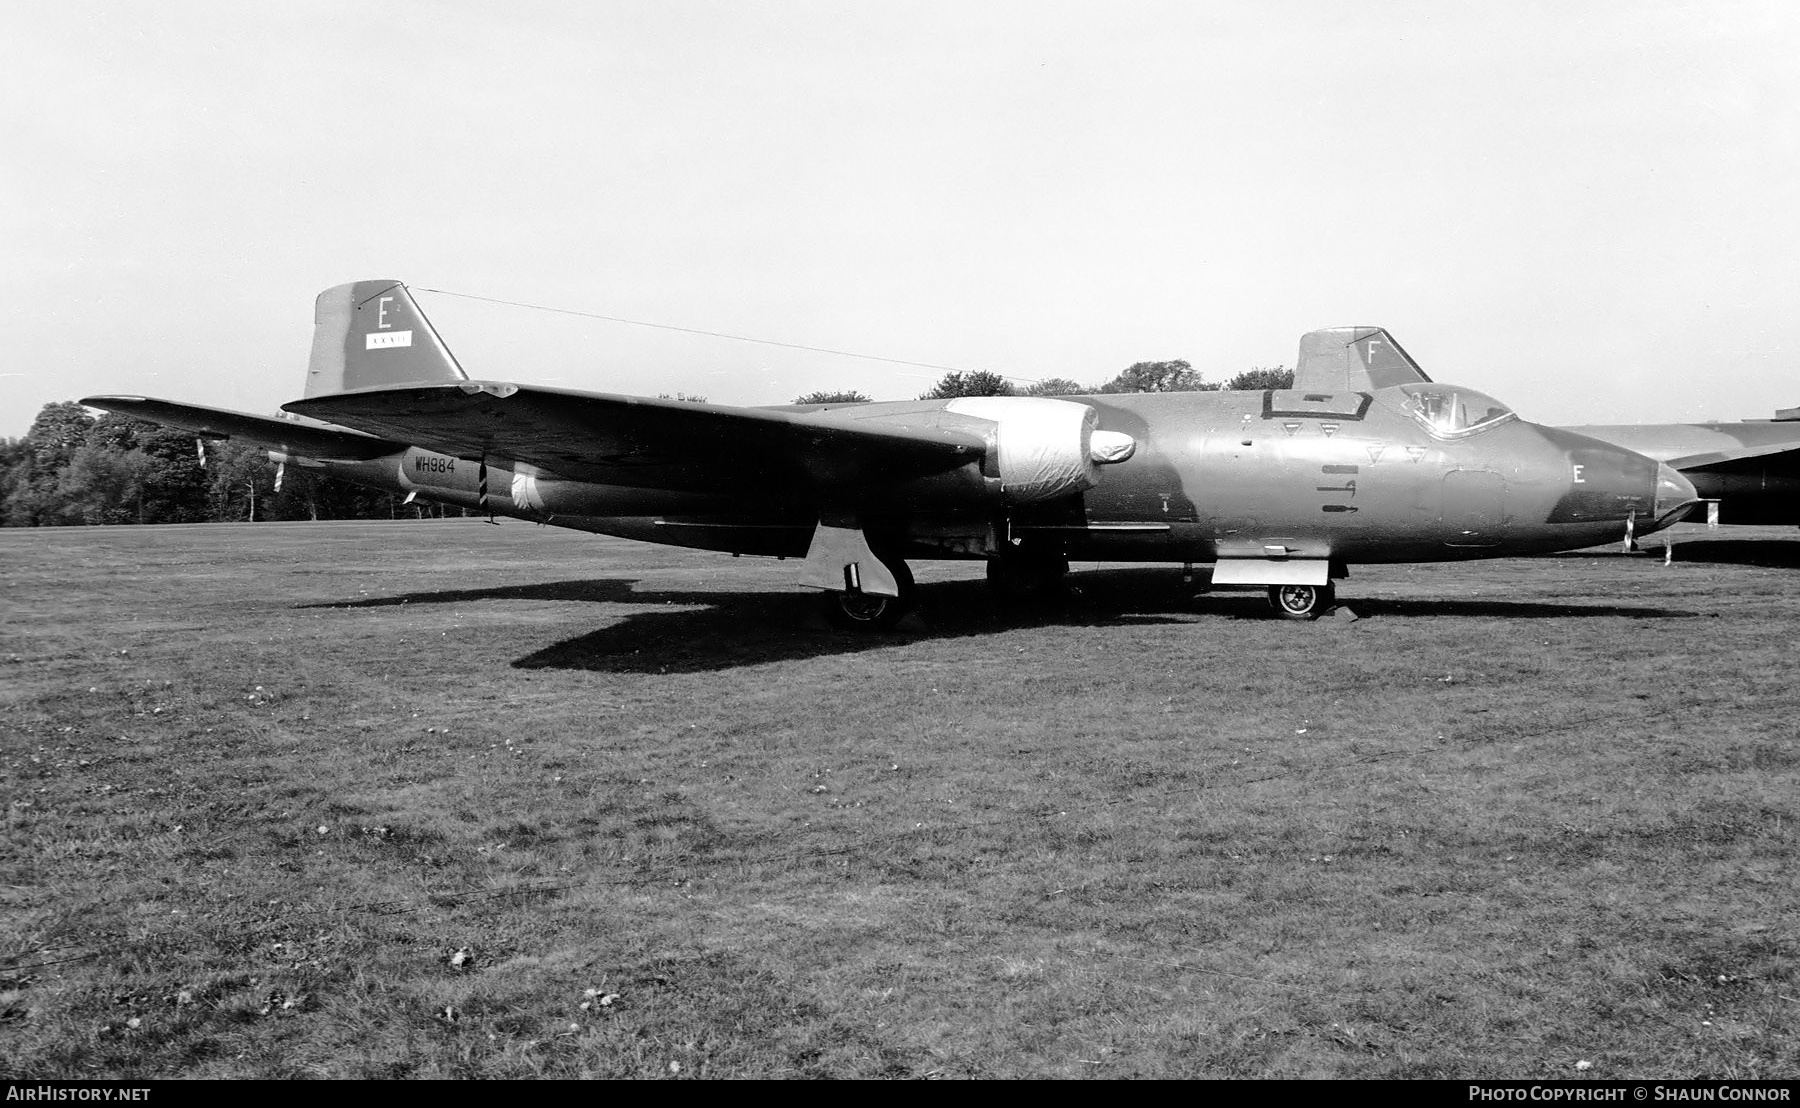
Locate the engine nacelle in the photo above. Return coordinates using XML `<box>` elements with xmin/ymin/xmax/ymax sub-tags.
<box><xmin>944</xmin><ymin>397</ymin><xmax>1136</xmax><ymax>504</ymax></box>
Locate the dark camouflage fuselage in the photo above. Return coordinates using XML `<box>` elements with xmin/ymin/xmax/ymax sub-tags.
<box><xmin>323</xmin><ymin>386</ymin><xmax>1693</xmax><ymax>567</ymax></box>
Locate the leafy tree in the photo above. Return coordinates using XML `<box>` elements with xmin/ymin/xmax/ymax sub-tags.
<box><xmin>2</xmin><ymin>406</ymin><xmax>223</xmax><ymax>526</ymax></box>
<box><xmin>204</xmin><ymin>441</ymin><xmax>275</xmax><ymax>523</ymax></box>
<box><xmin>1024</xmin><ymin>378</ymin><xmax>1087</xmax><ymax>397</ymax></box>
<box><xmin>25</xmin><ymin>402</ymin><xmax>96</xmax><ymax>469</ymax></box>
<box><xmin>920</xmin><ymin>371</ymin><xmax>1015</xmax><ymax>399</ymax></box>
<box><xmin>55</xmin><ymin>442</ymin><xmax>152</xmax><ymax>525</ymax></box>
<box><xmin>4</xmin><ymin>402</ymin><xmax>98</xmax><ymax>525</ymax></box>
<box><xmin>1096</xmin><ymin>360</ymin><xmax>1216</xmax><ymax>394</ymax></box>
<box><xmin>0</xmin><ymin>436</ymin><xmax>31</xmax><ymax>526</ymax></box>
<box><xmin>1</xmin><ymin>399</ymin><xmax>430</xmax><ymax>525</ymax></box>
<box><xmin>134</xmin><ymin>427</ymin><xmax>212</xmax><ymax>523</ymax></box>
<box><xmin>262</xmin><ymin>461</ymin><xmax>398</xmax><ymax>522</ymax></box>
<box><xmin>1225</xmin><ymin>365</ymin><xmax>1295</xmax><ymax>391</ymax></box>
<box><xmin>792</xmin><ymin>390</ymin><xmax>871</xmax><ymax>405</ymax></box>
<box><xmin>0</xmin><ymin>436</ymin><xmax>27</xmax><ymax>473</ymax></box>
<box><xmin>86</xmin><ymin>411</ymin><xmax>145</xmax><ymax>453</ymax></box>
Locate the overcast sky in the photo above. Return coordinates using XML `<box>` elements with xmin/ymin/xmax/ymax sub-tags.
<box><xmin>4</xmin><ymin>1</ymin><xmax>1796</xmax><ymax>438</ymax></box>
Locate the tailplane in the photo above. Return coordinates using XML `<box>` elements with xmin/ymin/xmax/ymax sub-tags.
<box><xmin>304</xmin><ymin>280</ymin><xmax>468</xmax><ymax>397</ymax></box>
<box><xmin>1292</xmin><ymin>326</ymin><xmax>1430</xmax><ymax>394</ymax></box>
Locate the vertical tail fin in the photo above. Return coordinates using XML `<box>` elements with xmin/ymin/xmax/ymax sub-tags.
<box><xmin>304</xmin><ymin>280</ymin><xmax>468</xmax><ymax>397</ymax></box>
<box><xmin>1292</xmin><ymin>326</ymin><xmax>1430</xmax><ymax>394</ymax></box>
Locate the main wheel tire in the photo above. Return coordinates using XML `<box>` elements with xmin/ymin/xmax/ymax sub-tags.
<box><xmin>1267</xmin><ymin>582</ymin><xmax>1333</xmax><ymax>621</ymax></box>
<box><xmin>821</xmin><ymin>556</ymin><xmax>915</xmax><ymax>631</ymax></box>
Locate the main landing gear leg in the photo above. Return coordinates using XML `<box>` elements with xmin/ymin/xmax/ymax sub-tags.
<box><xmin>821</xmin><ymin>555</ymin><xmax>915</xmax><ymax>630</ymax></box>
<box><xmin>800</xmin><ymin>520</ymin><xmax>916</xmax><ymax>632</ymax></box>
<box><xmin>1267</xmin><ymin>582</ymin><xmax>1334</xmax><ymax>621</ymax></box>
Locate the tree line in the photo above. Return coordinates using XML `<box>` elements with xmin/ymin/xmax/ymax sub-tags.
<box><xmin>796</xmin><ymin>360</ymin><xmax>1292</xmax><ymax>404</ymax></box>
<box><xmin>0</xmin><ymin>402</ymin><xmax>410</xmax><ymax>527</ymax></box>
<box><xmin>3</xmin><ymin>362</ymin><xmax>1293</xmax><ymax>526</ymax></box>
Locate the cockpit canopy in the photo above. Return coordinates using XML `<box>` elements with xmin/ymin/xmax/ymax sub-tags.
<box><xmin>1390</xmin><ymin>383</ymin><xmax>1517</xmax><ymax>438</ymax></box>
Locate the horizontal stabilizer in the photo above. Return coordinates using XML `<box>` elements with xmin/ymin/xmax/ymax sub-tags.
<box><xmin>1292</xmin><ymin>327</ymin><xmax>1430</xmax><ymax>394</ymax></box>
<box><xmin>78</xmin><ymin>396</ymin><xmax>400</xmax><ymax>460</ymax></box>
<box><xmin>286</xmin><ymin>383</ymin><xmax>988</xmax><ymax>494</ymax></box>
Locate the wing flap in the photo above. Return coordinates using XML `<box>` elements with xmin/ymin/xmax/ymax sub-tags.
<box><xmin>79</xmin><ymin>396</ymin><xmax>401</xmax><ymax>460</ymax></box>
<box><xmin>284</xmin><ymin>383</ymin><xmax>988</xmax><ymax>492</ymax></box>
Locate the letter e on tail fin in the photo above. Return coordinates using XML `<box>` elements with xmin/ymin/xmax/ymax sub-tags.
<box><xmin>304</xmin><ymin>280</ymin><xmax>468</xmax><ymax>397</ymax></box>
<box><xmin>1292</xmin><ymin>326</ymin><xmax>1431</xmax><ymax>393</ymax></box>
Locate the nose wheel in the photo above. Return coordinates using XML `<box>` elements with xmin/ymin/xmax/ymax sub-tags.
<box><xmin>1268</xmin><ymin>583</ymin><xmax>1334</xmax><ymax>621</ymax></box>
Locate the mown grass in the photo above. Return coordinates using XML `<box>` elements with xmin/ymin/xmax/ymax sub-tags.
<box><xmin>1</xmin><ymin>520</ymin><xmax>1795</xmax><ymax>1078</ymax></box>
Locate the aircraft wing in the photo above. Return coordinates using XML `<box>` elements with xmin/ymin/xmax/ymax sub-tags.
<box><xmin>78</xmin><ymin>396</ymin><xmax>402</xmax><ymax>460</ymax></box>
<box><xmin>284</xmin><ymin>382</ymin><xmax>989</xmax><ymax>493</ymax></box>
<box><xmin>1565</xmin><ymin>421</ymin><xmax>1800</xmax><ymax>473</ymax></box>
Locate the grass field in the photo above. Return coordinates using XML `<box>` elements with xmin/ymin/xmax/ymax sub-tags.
<box><xmin>2</xmin><ymin>519</ymin><xmax>1796</xmax><ymax>1079</ymax></box>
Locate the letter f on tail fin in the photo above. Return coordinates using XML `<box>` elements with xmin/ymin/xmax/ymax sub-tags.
<box><xmin>304</xmin><ymin>280</ymin><xmax>468</xmax><ymax>397</ymax></box>
<box><xmin>1292</xmin><ymin>326</ymin><xmax>1431</xmax><ymax>394</ymax></box>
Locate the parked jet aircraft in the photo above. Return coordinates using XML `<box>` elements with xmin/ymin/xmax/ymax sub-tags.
<box><xmin>82</xmin><ymin>280</ymin><xmax>1699</xmax><ymax>626</ymax></box>
<box><xmin>1563</xmin><ymin>412</ymin><xmax>1800</xmax><ymax>528</ymax></box>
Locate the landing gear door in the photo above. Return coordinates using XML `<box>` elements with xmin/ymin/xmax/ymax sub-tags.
<box><xmin>798</xmin><ymin>522</ymin><xmax>900</xmax><ymax>597</ymax></box>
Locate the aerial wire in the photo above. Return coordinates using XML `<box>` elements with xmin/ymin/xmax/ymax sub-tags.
<box><xmin>413</xmin><ymin>286</ymin><xmax>1043</xmax><ymax>386</ymax></box>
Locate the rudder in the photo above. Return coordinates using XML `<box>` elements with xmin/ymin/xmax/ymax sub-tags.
<box><xmin>304</xmin><ymin>280</ymin><xmax>468</xmax><ymax>397</ymax></box>
<box><xmin>1291</xmin><ymin>326</ymin><xmax>1430</xmax><ymax>394</ymax></box>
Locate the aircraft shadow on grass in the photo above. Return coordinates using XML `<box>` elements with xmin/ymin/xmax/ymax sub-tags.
<box><xmin>1548</xmin><ymin>538</ymin><xmax>1800</xmax><ymax>569</ymax></box>
<box><xmin>299</xmin><ymin>579</ymin><xmax>667</xmax><ymax>608</ymax></box>
<box><xmin>1648</xmin><ymin>539</ymin><xmax>1800</xmax><ymax>569</ymax></box>
<box><xmin>304</xmin><ymin>573</ymin><xmax>1195</xmax><ymax>673</ymax></box>
<box><xmin>299</xmin><ymin>568</ymin><xmax>1696</xmax><ymax>675</ymax></box>
<box><xmin>1345</xmin><ymin>597</ymin><xmax>1696</xmax><ymax>620</ymax></box>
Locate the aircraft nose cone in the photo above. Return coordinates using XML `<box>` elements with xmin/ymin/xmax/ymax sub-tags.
<box><xmin>1651</xmin><ymin>461</ymin><xmax>1699</xmax><ymax>528</ymax></box>
<box><xmin>1542</xmin><ymin>435</ymin><xmax>1667</xmax><ymax>528</ymax></box>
